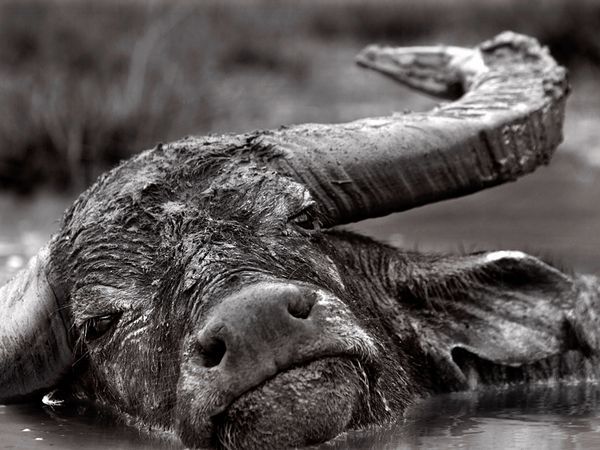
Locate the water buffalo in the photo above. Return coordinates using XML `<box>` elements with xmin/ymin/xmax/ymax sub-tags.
<box><xmin>1</xmin><ymin>32</ymin><xmax>590</xmax><ymax>449</ymax></box>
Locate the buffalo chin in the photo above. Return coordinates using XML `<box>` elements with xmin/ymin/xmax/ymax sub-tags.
<box><xmin>213</xmin><ymin>357</ymin><xmax>365</xmax><ymax>450</ymax></box>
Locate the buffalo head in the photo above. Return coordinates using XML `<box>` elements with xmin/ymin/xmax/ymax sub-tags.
<box><xmin>2</xmin><ymin>32</ymin><xmax>591</xmax><ymax>449</ymax></box>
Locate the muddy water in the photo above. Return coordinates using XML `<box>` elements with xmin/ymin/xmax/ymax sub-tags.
<box><xmin>2</xmin><ymin>152</ymin><xmax>600</xmax><ymax>448</ymax></box>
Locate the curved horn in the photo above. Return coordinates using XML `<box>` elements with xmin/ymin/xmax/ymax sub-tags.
<box><xmin>0</xmin><ymin>245</ymin><xmax>73</xmax><ymax>401</ymax></box>
<box><xmin>260</xmin><ymin>32</ymin><xmax>568</xmax><ymax>226</ymax></box>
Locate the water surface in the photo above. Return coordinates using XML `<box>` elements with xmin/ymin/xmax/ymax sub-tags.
<box><xmin>0</xmin><ymin>403</ymin><xmax>179</xmax><ymax>450</ymax></box>
<box><xmin>321</xmin><ymin>383</ymin><xmax>600</xmax><ymax>450</ymax></box>
<box><xmin>3</xmin><ymin>383</ymin><xmax>600</xmax><ymax>449</ymax></box>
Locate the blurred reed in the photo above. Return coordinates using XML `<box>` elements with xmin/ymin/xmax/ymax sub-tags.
<box><xmin>0</xmin><ymin>0</ymin><xmax>598</xmax><ymax>192</ymax></box>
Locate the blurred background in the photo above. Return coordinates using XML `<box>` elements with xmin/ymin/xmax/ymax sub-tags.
<box><xmin>1</xmin><ymin>0</ymin><xmax>600</xmax><ymax>283</ymax></box>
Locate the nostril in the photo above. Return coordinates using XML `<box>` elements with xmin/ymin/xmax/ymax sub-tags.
<box><xmin>196</xmin><ymin>337</ymin><xmax>226</xmax><ymax>368</ymax></box>
<box><xmin>287</xmin><ymin>291</ymin><xmax>317</xmax><ymax>320</ymax></box>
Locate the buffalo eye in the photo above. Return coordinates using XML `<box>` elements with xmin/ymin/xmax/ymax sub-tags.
<box><xmin>289</xmin><ymin>204</ymin><xmax>320</xmax><ymax>232</ymax></box>
<box><xmin>83</xmin><ymin>313</ymin><xmax>122</xmax><ymax>342</ymax></box>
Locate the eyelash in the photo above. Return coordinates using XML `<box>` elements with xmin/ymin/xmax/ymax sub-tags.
<box><xmin>82</xmin><ymin>312</ymin><xmax>122</xmax><ymax>342</ymax></box>
<box><xmin>289</xmin><ymin>205</ymin><xmax>320</xmax><ymax>232</ymax></box>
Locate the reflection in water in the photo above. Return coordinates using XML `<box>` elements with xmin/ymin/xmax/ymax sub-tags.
<box><xmin>0</xmin><ymin>402</ymin><xmax>181</xmax><ymax>449</ymax></box>
<box><xmin>3</xmin><ymin>383</ymin><xmax>600</xmax><ymax>449</ymax></box>
<box><xmin>319</xmin><ymin>383</ymin><xmax>600</xmax><ymax>450</ymax></box>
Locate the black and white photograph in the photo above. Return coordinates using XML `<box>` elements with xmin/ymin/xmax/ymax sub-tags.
<box><xmin>1</xmin><ymin>0</ymin><xmax>600</xmax><ymax>448</ymax></box>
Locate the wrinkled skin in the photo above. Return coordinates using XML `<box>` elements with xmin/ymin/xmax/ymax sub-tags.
<box><xmin>38</xmin><ymin>135</ymin><xmax>600</xmax><ymax>449</ymax></box>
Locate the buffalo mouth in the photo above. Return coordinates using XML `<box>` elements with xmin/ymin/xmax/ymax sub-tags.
<box><xmin>203</xmin><ymin>356</ymin><xmax>375</xmax><ymax>450</ymax></box>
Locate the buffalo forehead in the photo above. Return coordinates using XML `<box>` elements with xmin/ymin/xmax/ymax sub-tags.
<box><xmin>65</xmin><ymin>141</ymin><xmax>305</xmax><ymax>236</ymax></box>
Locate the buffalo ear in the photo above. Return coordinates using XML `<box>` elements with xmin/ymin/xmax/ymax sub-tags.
<box><xmin>0</xmin><ymin>244</ymin><xmax>73</xmax><ymax>402</ymax></box>
<box><xmin>403</xmin><ymin>251</ymin><xmax>577</xmax><ymax>388</ymax></box>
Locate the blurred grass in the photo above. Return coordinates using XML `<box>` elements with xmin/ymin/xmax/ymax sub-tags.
<box><xmin>0</xmin><ymin>0</ymin><xmax>599</xmax><ymax>192</ymax></box>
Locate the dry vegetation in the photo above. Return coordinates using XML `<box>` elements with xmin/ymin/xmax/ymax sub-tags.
<box><xmin>0</xmin><ymin>0</ymin><xmax>598</xmax><ymax>192</ymax></box>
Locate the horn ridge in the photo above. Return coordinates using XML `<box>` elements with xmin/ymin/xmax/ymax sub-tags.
<box><xmin>261</xmin><ymin>32</ymin><xmax>568</xmax><ymax>227</ymax></box>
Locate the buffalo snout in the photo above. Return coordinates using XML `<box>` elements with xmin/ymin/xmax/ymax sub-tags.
<box><xmin>193</xmin><ymin>283</ymin><xmax>319</xmax><ymax>373</ymax></box>
<box><xmin>175</xmin><ymin>282</ymin><xmax>379</xmax><ymax>447</ymax></box>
